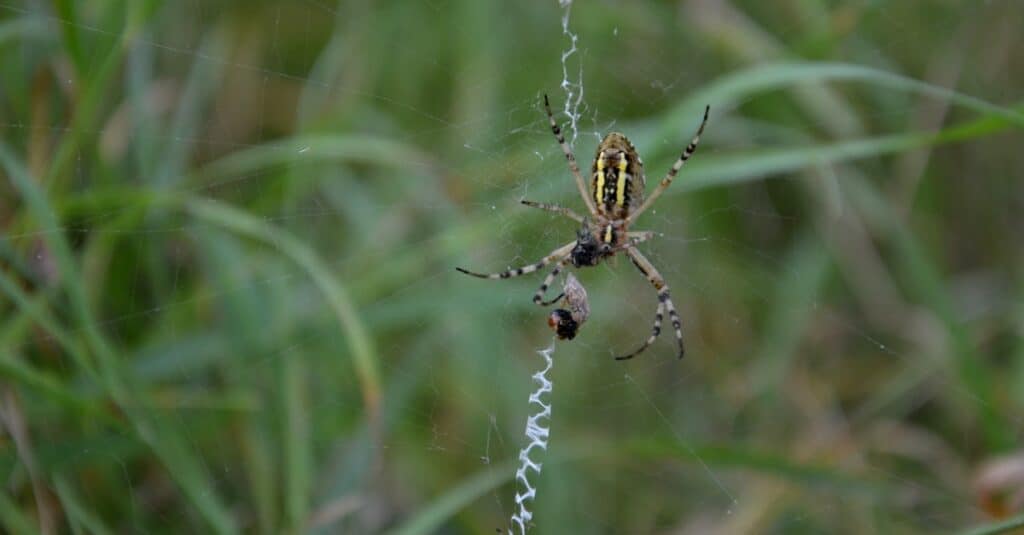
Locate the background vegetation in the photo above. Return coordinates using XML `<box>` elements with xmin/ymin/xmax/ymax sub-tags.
<box><xmin>2</xmin><ymin>1</ymin><xmax>1023</xmax><ymax>533</ymax></box>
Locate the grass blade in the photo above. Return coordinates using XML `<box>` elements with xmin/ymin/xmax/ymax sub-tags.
<box><xmin>187</xmin><ymin>198</ymin><xmax>382</xmax><ymax>417</ymax></box>
<box><xmin>958</xmin><ymin>514</ymin><xmax>1024</xmax><ymax>535</ymax></box>
<box><xmin>53</xmin><ymin>475</ymin><xmax>115</xmax><ymax>535</ymax></box>
<box><xmin>1</xmin><ymin>143</ymin><xmax>238</xmax><ymax>533</ymax></box>
<box><xmin>386</xmin><ymin>460</ymin><xmax>515</xmax><ymax>535</ymax></box>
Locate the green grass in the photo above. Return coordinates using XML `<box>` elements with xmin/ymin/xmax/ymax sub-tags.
<box><xmin>2</xmin><ymin>1</ymin><xmax>1023</xmax><ymax>533</ymax></box>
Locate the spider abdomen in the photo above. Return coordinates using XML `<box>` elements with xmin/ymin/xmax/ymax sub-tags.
<box><xmin>592</xmin><ymin>132</ymin><xmax>645</xmax><ymax>218</ymax></box>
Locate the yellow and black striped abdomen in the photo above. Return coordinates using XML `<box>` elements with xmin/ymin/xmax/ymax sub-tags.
<box><xmin>591</xmin><ymin>132</ymin><xmax>645</xmax><ymax>218</ymax></box>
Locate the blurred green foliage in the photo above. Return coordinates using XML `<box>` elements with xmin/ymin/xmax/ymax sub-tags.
<box><xmin>1</xmin><ymin>1</ymin><xmax>1023</xmax><ymax>533</ymax></box>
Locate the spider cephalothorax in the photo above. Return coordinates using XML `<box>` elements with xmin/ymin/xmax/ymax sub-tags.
<box><xmin>457</xmin><ymin>95</ymin><xmax>709</xmax><ymax>360</ymax></box>
<box><xmin>569</xmin><ymin>226</ymin><xmax>610</xmax><ymax>268</ymax></box>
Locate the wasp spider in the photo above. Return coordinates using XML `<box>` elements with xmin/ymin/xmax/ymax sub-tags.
<box><xmin>457</xmin><ymin>95</ymin><xmax>709</xmax><ymax>360</ymax></box>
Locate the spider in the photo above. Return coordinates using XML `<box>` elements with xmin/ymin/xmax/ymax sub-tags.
<box><xmin>457</xmin><ymin>95</ymin><xmax>709</xmax><ymax>360</ymax></box>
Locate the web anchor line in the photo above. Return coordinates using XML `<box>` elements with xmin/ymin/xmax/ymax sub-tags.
<box><xmin>509</xmin><ymin>2</ymin><xmax>575</xmax><ymax>532</ymax></box>
<box><xmin>558</xmin><ymin>0</ymin><xmax>583</xmax><ymax>146</ymax></box>
<box><xmin>508</xmin><ymin>343</ymin><xmax>555</xmax><ymax>535</ymax></box>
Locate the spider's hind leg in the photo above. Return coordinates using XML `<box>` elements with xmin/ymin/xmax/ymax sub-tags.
<box><xmin>520</xmin><ymin>199</ymin><xmax>585</xmax><ymax>224</ymax></box>
<box><xmin>626</xmin><ymin>106</ymin><xmax>709</xmax><ymax>225</ymax></box>
<box><xmin>543</xmin><ymin>94</ymin><xmax>598</xmax><ymax>217</ymax></box>
<box><xmin>623</xmin><ymin>231</ymin><xmax>655</xmax><ymax>249</ymax></box>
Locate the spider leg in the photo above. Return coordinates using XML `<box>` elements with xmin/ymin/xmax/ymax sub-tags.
<box><xmin>615</xmin><ymin>302</ymin><xmax>663</xmax><ymax>360</ymax></box>
<box><xmin>533</xmin><ymin>260</ymin><xmax>568</xmax><ymax>305</ymax></box>
<box><xmin>544</xmin><ymin>94</ymin><xmax>598</xmax><ymax>217</ymax></box>
<box><xmin>626</xmin><ymin>106</ymin><xmax>709</xmax><ymax>225</ymax></box>
<box><xmin>625</xmin><ymin>231</ymin><xmax>655</xmax><ymax>248</ymax></box>
<box><xmin>455</xmin><ymin>241</ymin><xmax>574</xmax><ymax>280</ymax></box>
<box><xmin>620</xmin><ymin>247</ymin><xmax>686</xmax><ymax>359</ymax></box>
<box><xmin>608</xmin><ymin>231</ymin><xmax>655</xmax><ymax>255</ymax></box>
<box><xmin>520</xmin><ymin>199</ymin><xmax>584</xmax><ymax>223</ymax></box>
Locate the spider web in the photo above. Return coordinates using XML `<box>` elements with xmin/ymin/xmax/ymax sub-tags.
<box><xmin>0</xmin><ymin>1</ymin><xmax>1022</xmax><ymax>533</ymax></box>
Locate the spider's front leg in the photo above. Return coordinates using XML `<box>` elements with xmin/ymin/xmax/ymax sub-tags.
<box><xmin>532</xmin><ymin>259</ymin><xmax>568</xmax><ymax>306</ymax></box>
<box><xmin>457</xmin><ymin>241</ymin><xmax>575</xmax><ymax>306</ymax></box>
<box><xmin>616</xmin><ymin>301</ymin><xmax>664</xmax><ymax>361</ymax></box>
<box><xmin>618</xmin><ymin>246</ymin><xmax>686</xmax><ymax>360</ymax></box>
<box><xmin>456</xmin><ymin>241</ymin><xmax>575</xmax><ymax>280</ymax></box>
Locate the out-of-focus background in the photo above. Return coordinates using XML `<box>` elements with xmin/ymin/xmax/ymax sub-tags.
<box><xmin>1</xmin><ymin>1</ymin><xmax>1023</xmax><ymax>533</ymax></box>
